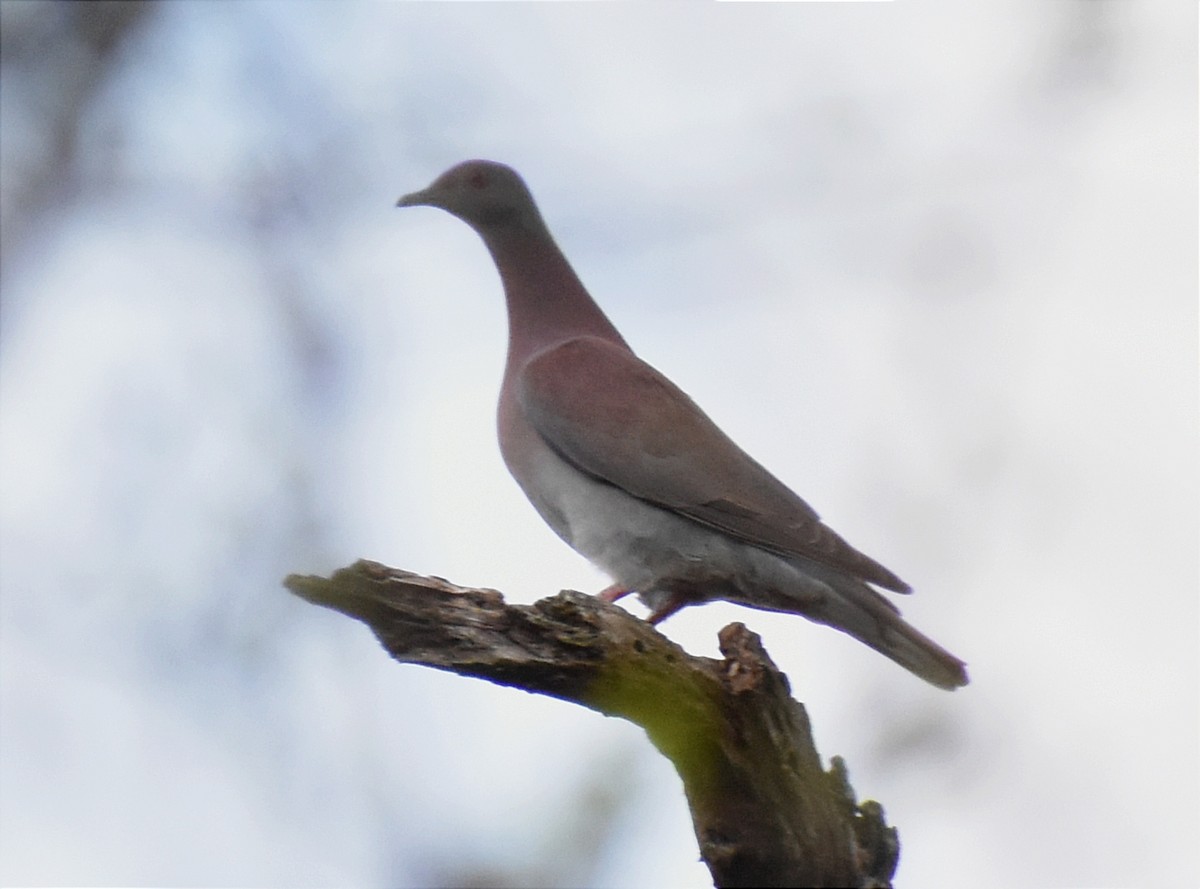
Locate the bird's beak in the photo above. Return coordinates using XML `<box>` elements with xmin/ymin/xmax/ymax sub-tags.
<box><xmin>396</xmin><ymin>188</ymin><xmax>434</xmax><ymax>208</ymax></box>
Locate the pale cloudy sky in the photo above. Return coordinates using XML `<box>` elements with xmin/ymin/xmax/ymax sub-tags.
<box><xmin>1</xmin><ymin>3</ymin><xmax>1196</xmax><ymax>887</ymax></box>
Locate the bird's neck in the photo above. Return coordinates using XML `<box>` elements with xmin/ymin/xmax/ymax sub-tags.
<box><xmin>480</xmin><ymin>225</ymin><xmax>629</xmax><ymax>376</ymax></box>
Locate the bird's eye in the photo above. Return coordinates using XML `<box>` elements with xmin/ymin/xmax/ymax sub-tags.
<box><xmin>468</xmin><ymin>170</ymin><xmax>488</xmax><ymax>190</ymax></box>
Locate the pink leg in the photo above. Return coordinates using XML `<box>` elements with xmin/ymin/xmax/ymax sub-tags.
<box><xmin>646</xmin><ymin>594</ymin><xmax>688</xmax><ymax>625</ymax></box>
<box><xmin>598</xmin><ymin>583</ymin><xmax>633</xmax><ymax>604</ymax></box>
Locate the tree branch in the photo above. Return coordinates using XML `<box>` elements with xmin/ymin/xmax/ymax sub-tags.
<box><xmin>284</xmin><ymin>560</ymin><xmax>899</xmax><ymax>888</ymax></box>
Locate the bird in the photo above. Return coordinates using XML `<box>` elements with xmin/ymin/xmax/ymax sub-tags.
<box><xmin>396</xmin><ymin>160</ymin><xmax>968</xmax><ymax>690</ymax></box>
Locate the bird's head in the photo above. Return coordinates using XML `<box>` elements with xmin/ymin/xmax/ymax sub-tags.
<box><xmin>397</xmin><ymin>160</ymin><xmax>546</xmax><ymax>234</ymax></box>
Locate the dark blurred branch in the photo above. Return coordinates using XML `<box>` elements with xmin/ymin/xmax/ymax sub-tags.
<box><xmin>284</xmin><ymin>560</ymin><xmax>899</xmax><ymax>889</ymax></box>
<box><xmin>0</xmin><ymin>0</ymin><xmax>154</xmax><ymax>281</ymax></box>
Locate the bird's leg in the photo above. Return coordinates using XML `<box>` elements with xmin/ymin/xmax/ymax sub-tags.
<box><xmin>600</xmin><ymin>584</ymin><xmax>686</xmax><ymax>625</ymax></box>
<box><xmin>598</xmin><ymin>583</ymin><xmax>633</xmax><ymax>603</ymax></box>
<box><xmin>646</xmin><ymin>594</ymin><xmax>688</xmax><ymax>625</ymax></box>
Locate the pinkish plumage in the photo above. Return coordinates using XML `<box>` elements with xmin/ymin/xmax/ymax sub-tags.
<box><xmin>397</xmin><ymin>160</ymin><xmax>968</xmax><ymax>690</ymax></box>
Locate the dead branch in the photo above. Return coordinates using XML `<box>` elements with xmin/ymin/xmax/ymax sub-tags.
<box><xmin>284</xmin><ymin>559</ymin><xmax>898</xmax><ymax>888</ymax></box>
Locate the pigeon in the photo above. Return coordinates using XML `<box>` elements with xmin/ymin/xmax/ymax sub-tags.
<box><xmin>397</xmin><ymin>160</ymin><xmax>968</xmax><ymax>690</ymax></box>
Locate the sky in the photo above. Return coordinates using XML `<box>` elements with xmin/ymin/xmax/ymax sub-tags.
<box><xmin>1</xmin><ymin>2</ymin><xmax>1197</xmax><ymax>887</ymax></box>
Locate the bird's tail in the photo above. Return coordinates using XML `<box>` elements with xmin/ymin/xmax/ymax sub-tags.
<box><xmin>818</xmin><ymin>580</ymin><xmax>969</xmax><ymax>690</ymax></box>
<box><xmin>868</xmin><ymin>609</ymin><xmax>969</xmax><ymax>690</ymax></box>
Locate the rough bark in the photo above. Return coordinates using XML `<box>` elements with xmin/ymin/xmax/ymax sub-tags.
<box><xmin>284</xmin><ymin>560</ymin><xmax>899</xmax><ymax>888</ymax></box>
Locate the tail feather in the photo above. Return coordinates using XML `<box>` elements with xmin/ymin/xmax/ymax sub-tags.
<box><xmin>870</xmin><ymin>612</ymin><xmax>969</xmax><ymax>690</ymax></box>
<box><xmin>817</xmin><ymin>578</ymin><xmax>969</xmax><ymax>690</ymax></box>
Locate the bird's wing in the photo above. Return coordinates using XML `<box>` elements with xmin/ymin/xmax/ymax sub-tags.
<box><xmin>516</xmin><ymin>336</ymin><xmax>910</xmax><ymax>592</ymax></box>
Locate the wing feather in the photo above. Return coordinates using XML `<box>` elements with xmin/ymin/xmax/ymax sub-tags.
<box><xmin>516</xmin><ymin>336</ymin><xmax>910</xmax><ymax>592</ymax></box>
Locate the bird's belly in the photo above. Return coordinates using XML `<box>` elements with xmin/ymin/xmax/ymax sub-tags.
<box><xmin>518</xmin><ymin>446</ymin><xmax>829</xmax><ymax>613</ymax></box>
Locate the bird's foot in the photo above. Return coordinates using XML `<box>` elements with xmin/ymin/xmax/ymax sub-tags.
<box><xmin>598</xmin><ymin>583</ymin><xmax>633</xmax><ymax>603</ymax></box>
<box><xmin>599</xmin><ymin>585</ymin><xmax>686</xmax><ymax>626</ymax></box>
<box><xmin>646</xmin><ymin>594</ymin><xmax>688</xmax><ymax>625</ymax></box>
